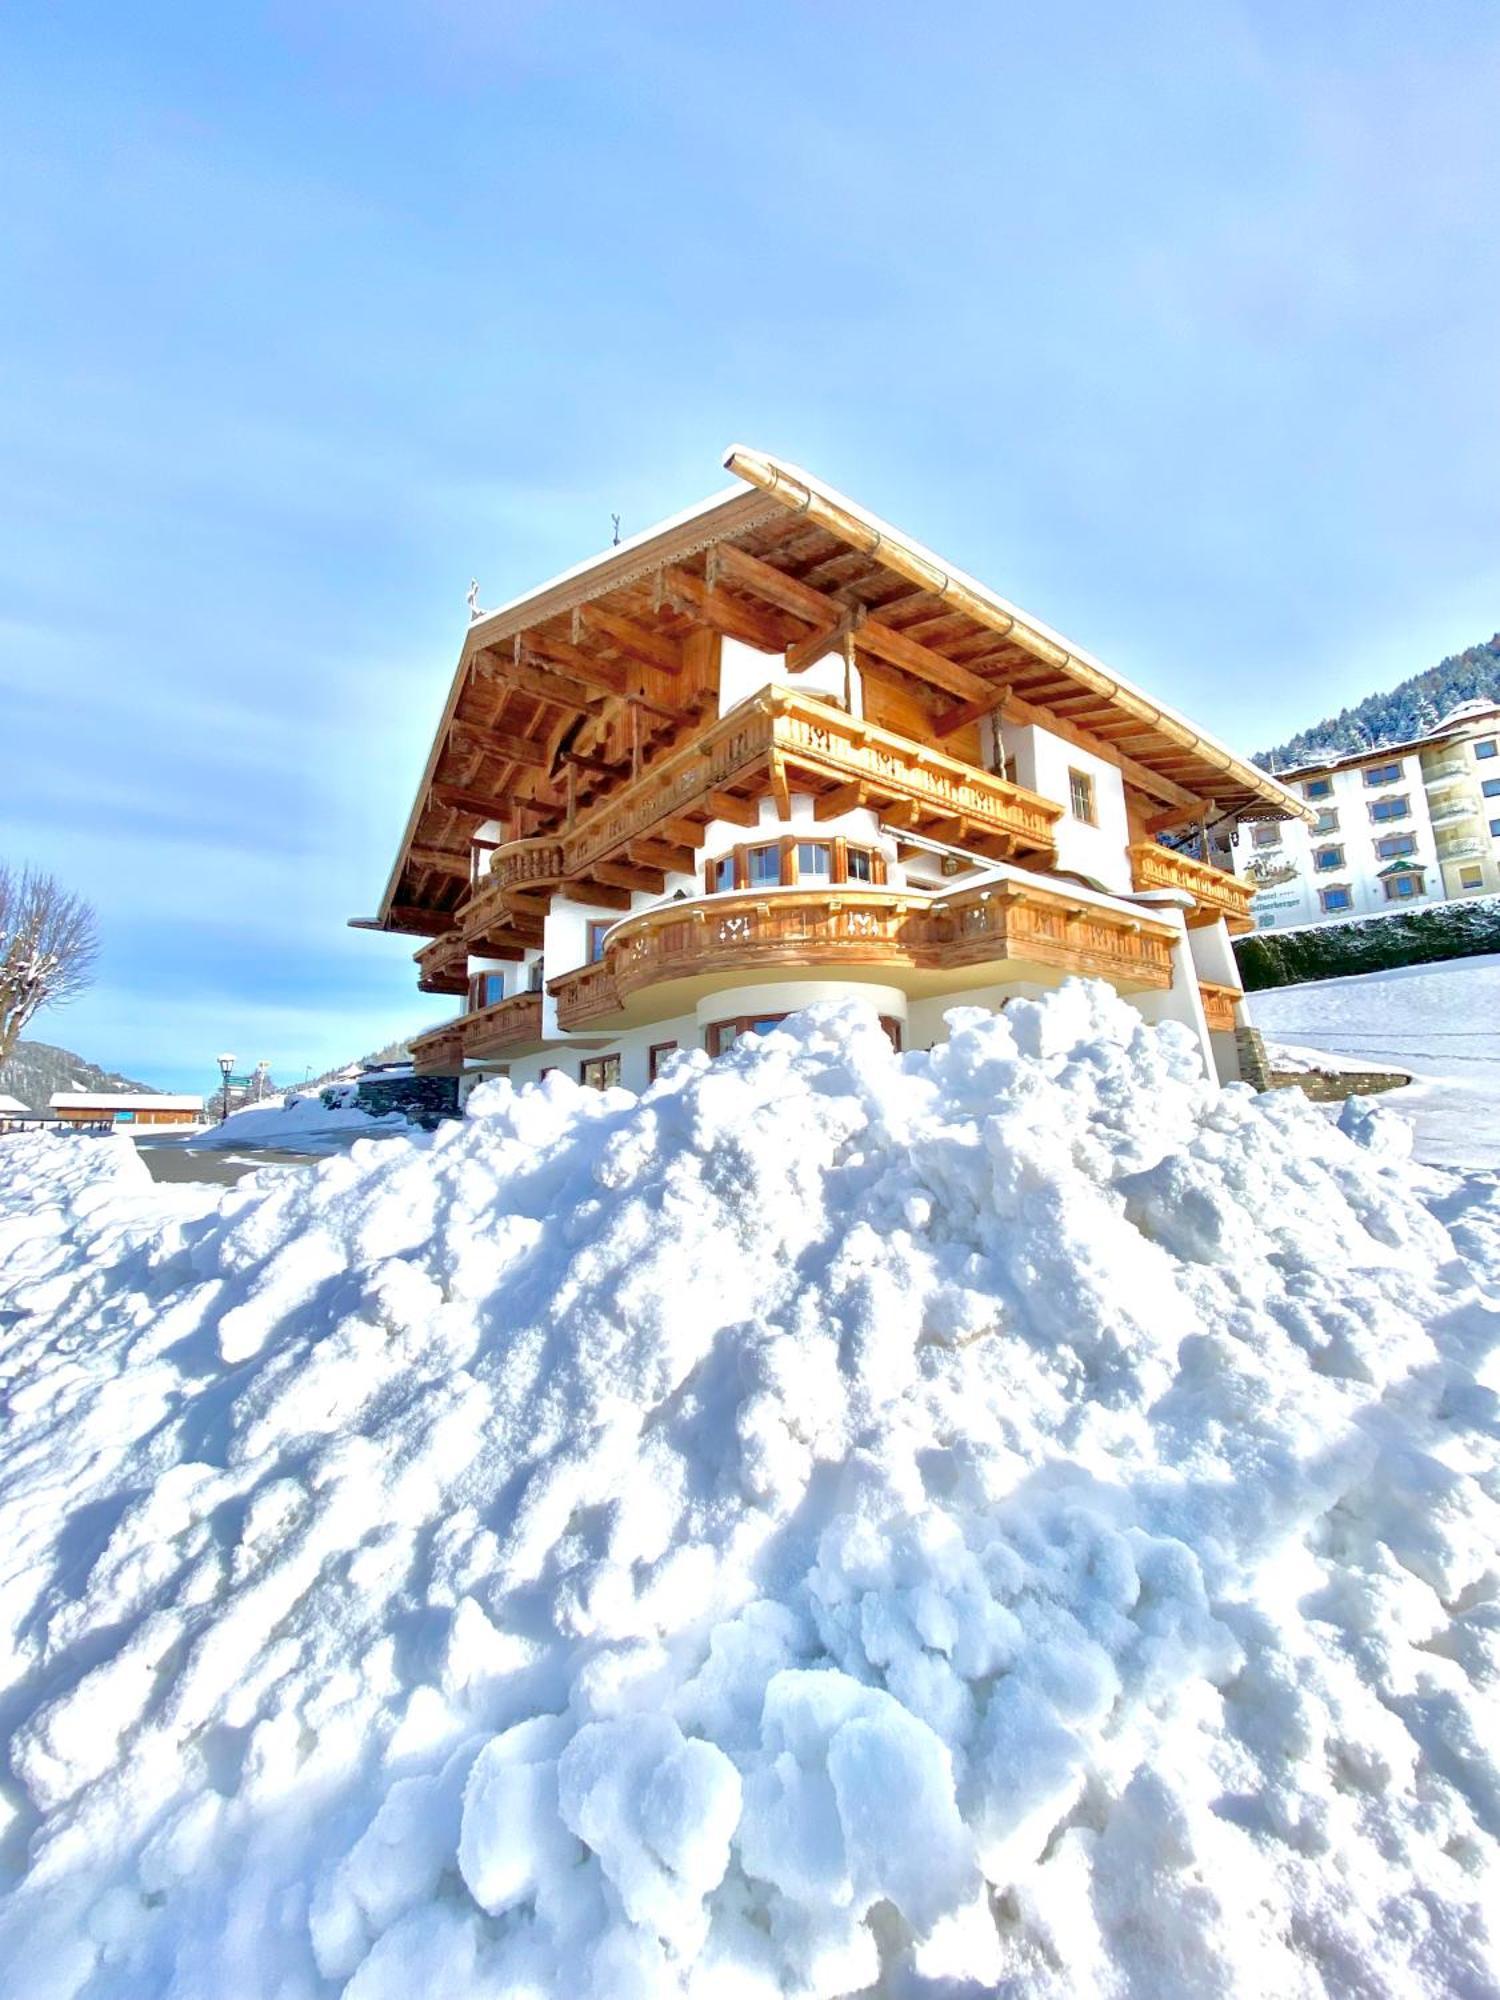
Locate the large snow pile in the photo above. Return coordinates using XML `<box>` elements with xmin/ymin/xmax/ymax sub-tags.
<box><xmin>186</xmin><ymin>1090</ymin><xmax>408</xmax><ymax>1152</ymax></box>
<box><xmin>1</xmin><ymin>984</ymin><xmax>1498</xmax><ymax>1998</ymax></box>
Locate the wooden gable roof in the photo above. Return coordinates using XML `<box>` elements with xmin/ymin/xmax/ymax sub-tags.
<box><xmin>357</xmin><ymin>448</ymin><xmax>1311</xmax><ymax>936</ymax></box>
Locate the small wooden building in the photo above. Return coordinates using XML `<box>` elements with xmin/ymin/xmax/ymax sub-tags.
<box><xmin>49</xmin><ymin>1093</ymin><xmax>206</xmax><ymax>1130</ymax></box>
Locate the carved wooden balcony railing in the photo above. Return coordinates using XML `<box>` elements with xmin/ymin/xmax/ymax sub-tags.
<box><xmin>415</xmin><ymin>929</ymin><xmax>469</xmax><ymax>996</ymax></box>
<box><xmin>410</xmin><ymin>992</ymin><xmax>549</xmax><ymax>1072</ymax></box>
<box><xmin>549</xmin><ymin>881</ymin><xmax>1176</xmax><ymax>1031</ymax></box>
<box><xmin>1127</xmin><ymin>841</ymin><xmax>1256</xmax><ymax>935</ymax></box>
<box><xmin>474</xmin><ymin>688</ymin><xmax>1060</xmax><ymax>924</ymax></box>
<box><xmin>1197</xmin><ymin>981</ymin><xmax>1240</xmax><ymax>1033</ymax></box>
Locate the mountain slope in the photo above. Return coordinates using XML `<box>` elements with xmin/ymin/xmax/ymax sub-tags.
<box><xmin>0</xmin><ymin>1039</ymin><xmax>161</xmax><ymax>1113</ymax></box>
<box><xmin>1255</xmin><ymin>631</ymin><xmax>1500</xmax><ymax>769</ymax></box>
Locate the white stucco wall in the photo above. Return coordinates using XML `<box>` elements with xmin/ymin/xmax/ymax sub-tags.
<box><xmin>717</xmin><ymin>637</ymin><xmax>857</xmax><ymax>717</ymax></box>
<box><xmin>997</xmin><ymin>720</ymin><xmax>1131</xmax><ymax>894</ymax></box>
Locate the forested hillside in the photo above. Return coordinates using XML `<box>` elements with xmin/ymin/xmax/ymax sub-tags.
<box><xmin>0</xmin><ymin>1040</ymin><xmax>160</xmax><ymax>1112</ymax></box>
<box><xmin>1255</xmin><ymin>632</ymin><xmax>1500</xmax><ymax>771</ymax></box>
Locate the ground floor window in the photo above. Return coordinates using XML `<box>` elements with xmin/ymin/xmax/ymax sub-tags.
<box><xmin>1382</xmin><ymin>871</ymin><xmax>1425</xmax><ymax>901</ymax></box>
<box><xmin>579</xmin><ymin>1055</ymin><xmax>621</xmax><ymax>1090</ymax></box>
<box><xmin>648</xmin><ymin>1041</ymin><xmax>678</xmax><ymax>1082</ymax></box>
<box><xmin>706</xmin><ymin>1013</ymin><xmax>902</xmax><ymax>1056</ymax></box>
<box><xmin>1458</xmin><ymin>864</ymin><xmax>1484</xmax><ymax>890</ymax></box>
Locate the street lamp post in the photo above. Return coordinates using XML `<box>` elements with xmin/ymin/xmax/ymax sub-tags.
<box><xmin>217</xmin><ymin>1052</ymin><xmax>236</xmax><ymax>1125</ymax></box>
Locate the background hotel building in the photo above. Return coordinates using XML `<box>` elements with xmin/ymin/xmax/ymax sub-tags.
<box><xmin>1228</xmin><ymin>700</ymin><xmax>1500</xmax><ymax>930</ymax></box>
<box><xmin>357</xmin><ymin>450</ymin><xmax>1309</xmax><ymax>1090</ymax></box>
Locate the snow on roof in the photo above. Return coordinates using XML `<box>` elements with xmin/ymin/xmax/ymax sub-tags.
<box><xmin>48</xmin><ymin>1092</ymin><xmax>205</xmax><ymax>1111</ymax></box>
<box><xmin>0</xmin><ymin>1093</ymin><xmax>29</xmax><ymax>1113</ymax></box>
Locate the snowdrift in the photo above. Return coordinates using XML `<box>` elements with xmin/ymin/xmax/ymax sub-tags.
<box><xmin>186</xmin><ymin>1091</ymin><xmax>408</xmax><ymax>1152</ymax></box>
<box><xmin>0</xmin><ymin>984</ymin><xmax>1497</xmax><ymax>1998</ymax></box>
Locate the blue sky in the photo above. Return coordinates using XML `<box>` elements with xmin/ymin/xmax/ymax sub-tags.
<box><xmin>4</xmin><ymin>2</ymin><xmax>1498</xmax><ymax>1091</ymax></box>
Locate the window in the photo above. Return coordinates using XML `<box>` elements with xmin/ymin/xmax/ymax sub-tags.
<box><xmin>845</xmin><ymin>846</ymin><xmax>876</xmax><ymax>883</ymax></box>
<box><xmin>745</xmin><ymin>845</ymin><xmax>781</xmax><ymax>887</ymax></box>
<box><xmin>527</xmin><ymin>959</ymin><xmax>545</xmax><ymax>993</ymax></box>
<box><xmin>1368</xmin><ymin>795</ymin><xmax>1410</xmax><ymax>823</ymax></box>
<box><xmin>1483</xmin><ymin>778</ymin><xmax>1500</xmax><ymax>799</ymax></box>
<box><xmin>1492</xmin><ymin>819</ymin><xmax>1500</xmax><ymax>838</ymax></box>
<box><xmin>1303</xmin><ymin>777</ymin><xmax>1333</xmax><ymax>800</ymax></box>
<box><xmin>1363</xmin><ymin>762</ymin><xmax>1401</xmax><ymax>787</ymax></box>
<box><xmin>1251</xmin><ymin>823</ymin><xmax>1282</xmax><ymax>849</ymax></box>
<box><xmin>795</xmin><ymin>841</ymin><xmax>832</xmax><ymax>882</ymax></box>
<box><xmin>1476</xmin><ymin>739</ymin><xmax>1497</xmax><ymax>760</ymax></box>
<box><xmin>1374</xmin><ymin>832</ymin><xmax>1417</xmax><ymax>859</ymax></box>
<box><xmin>1382</xmin><ymin>871</ymin><xmax>1425</xmax><ymax>902</ymax></box>
<box><xmin>709</xmin><ymin>854</ymin><xmax>735</xmax><ymax>893</ymax></box>
<box><xmin>1067</xmin><ymin>768</ymin><xmax>1096</xmax><ymax>824</ymax></box>
<box><xmin>472</xmin><ymin>972</ymin><xmax>506</xmax><ymax>1008</ymax></box>
<box><xmin>706</xmin><ymin>1014</ymin><xmax>787</xmax><ymax>1057</ymax></box>
<box><xmin>1319</xmin><ymin>886</ymin><xmax>1352</xmax><ymax>913</ymax></box>
<box><xmin>1312</xmin><ymin>808</ymin><xmax>1340</xmax><ymax>834</ymax></box>
<box><xmin>579</xmin><ymin>1055</ymin><xmax>621</xmax><ymax>1090</ymax></box>
<box><xmin>648</xmin><ymin>1042</ymin><xmax>678</xmax><ymax>1083</ymax></box>
<box><xmin>586</xmin><ymin>921</ymin><xmax>612</xmax><ymax>964</ymax></box>
<box><xmin>1458</xmin><ymin>865</ymin><xmax>1484</xmax><ymax>890</ymax></box>
<box><xmin>1313</xmin><ymin>845</ymin><xmax>1344</xmax><ymax>873</ymax></box>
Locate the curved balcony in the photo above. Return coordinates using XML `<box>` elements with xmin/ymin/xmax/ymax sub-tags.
<box><xmin>476</xmin><ymin>687</ymin><xmax>1061</xmax><ymax>917</ymax></box>
<box><xmin>1429</xmin><ymin>797</ymin><xmax>1480</xmax><ymax>827</ymax></box>
<box><xmin>410</xmin><ymin>992</ymin><xmax>556</xmax><ymax>1074</ymax></box>
<box><xmin>548</xmin><ymin>881</ymin><xmax>1176</xmax><ymax>1032</ymax></box>
<box><xmin>1422</xmin><ymin>756</ymin><xmax>1469</xmax><ymax>786</ymax></box>
<box><xmin>1128</xmin><ymin>841</ymin><xmax>1256</xmax><ymax>935</ymax></box>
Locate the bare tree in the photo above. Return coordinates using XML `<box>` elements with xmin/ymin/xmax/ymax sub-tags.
<box><xmin>0</xmin><ymin>865</ymin><xmax>99</xmax><ymax>1062</ymax></box>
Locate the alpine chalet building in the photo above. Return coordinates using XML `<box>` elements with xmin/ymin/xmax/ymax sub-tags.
<box><xmin>357</xmin><ymin>450</ymin><xmax>1308</xmax><ymax>1090</ymax></box>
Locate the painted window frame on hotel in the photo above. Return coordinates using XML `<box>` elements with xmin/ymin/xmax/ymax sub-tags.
<box><xmin>1318</xmin><ymin>885</ymin><xmax>1353</xmax><ymax>913</ymax></box>
<box><xmin>1368</xmin><ymin>795</ymin><xmax>1410</xmax><ymax>824</ymax></box>
<box><xmin>1250</xmin><ymin>823</ymin><xmax>1282</xmax><ymax>849</ymax></box>
<box><xmin>1382</xmin><ymin>871</ymin><xmax>1425</xmax><ymax>902</ymax></box>
<box><xmin>1363</xmin><ymin>762</ymin><xmax>1402</xmax><ymax>788</ymax></box>
<box><xmin>1313</xmin><ymin>844</ymin><xmax>1345</xmax><ymax>873</ymax></box>
<box><xmin>1483</xmin><ymin>777</ymin><xmax>1500</xmax><ymax>799</ymax></box>
<box><xmin>1312</xmin><ymin>808</ymin><xmax>1340</xmax><ymax>835</ymax></box>
<box><xmin>1374</xmin><ymin>831</ymin><xmax>1417</xmax><ymax>860</ymax></box>
<box><xmin>1475</xmin><ymin>738</ymin><xmax>1498</xmax><ymax>760</ymax></box>
<box><xmin>1303</xmin><ymin>776</ymin><xmax>1333</xmax><ymax>800</ymax></box>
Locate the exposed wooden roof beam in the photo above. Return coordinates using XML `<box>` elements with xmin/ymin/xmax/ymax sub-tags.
<box><xmin>933</xmin><ymin>685</ymin><xmax>1012</xmax><ymax>739</ymax></box>
<box><xmin>449</xmin><ymin>720</ymin><xmax>553</xmax><ymax>770</ymax></box>
<box><xmin>575</xmin><ymin>603</ymin><xmax>683</xmax><ymax>675</ymax></box>
<box><xmin>656</xmin><ymin>565</ymin><xmax>798</xmax><ymax>652</ymax></box>
<box><xmin>474</xmin><ymin>650</ymin><xmax>601</xmax><ymax>714</ymax></box>
<box><xmin>408</xmin><ymin>846</ymin><xmax>469</xmax><ymax>877</ymax></box>
<box><xmin>786</xmin><ymin>615</ymin><xmax>853</xmax><ymax>675</ymax></box>
<box><xmin>592</xmin><ymin>859</ymin><xmax>666</xmax><ymax>893</ymax></box>
<box><xmin>521</xmin><ymin>631</ymin><xmax>630</xmax><ymax>696</ymax></box>
<box><xmin>708</xmin><ymin>541</ymin><xmax>840</xmax><ymax>629</ymax></box>
<box><xmin>853</xmin><ymin>612</ymin><xmax>996</xmax><ymax>704</ymax></box>
<box><xmin>430</xmin><ymin>784</ymin><xmax>507</xmax><ymax>819</ymax></box>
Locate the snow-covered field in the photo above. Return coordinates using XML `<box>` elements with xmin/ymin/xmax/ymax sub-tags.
<box><xmin>0</xmin><ymin>985</ymin><xmax>1497</xmax><ymax>1998</ymax></box>
<box><xmin>1252</xmin><ymin>954</ymin><xmax>1500</xmax><ymax>1169</ymax></box>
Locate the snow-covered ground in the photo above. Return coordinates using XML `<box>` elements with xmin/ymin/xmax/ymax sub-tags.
<box><xmin>1251</xmin><ymin>954</ymin><xmax>1500</xmax><ymax>1169</ymax></box>
<box><xmin>0</xmin><ymin>985</ymin><xmax>1497</xmax><ymax>1998</ymax></box>
<box><xmin>184</xmin><ymin>1090</ymin><xmax>410</xmax><ymax>1153</ymax></box>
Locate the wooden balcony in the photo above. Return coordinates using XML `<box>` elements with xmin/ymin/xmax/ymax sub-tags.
<box><xmin>410</xmin><ymin>992</ymin><xmax>552</xmax><ymax>1073</ymax></box>
<box><xmin>1128</xmin><ymin>842</ymin><xmax>1256</xmax><ymax>935</ymax></box>
<box><xmin>1197</xmin><ymin>981</ymin><xmax>1241</xmax><ymax>1033</ymax></box>
<box><xmin>475</xmin><ymin>688</ymin><xmax>1060</xmax><ymax>917</ymax></box>
<box><xmin>415</xmin><ymin>930</ymin><xmax>468</xmax><ymax>996</ymax></box>
<box><xmin>549</xmin><ymin>880</ymin><xmax>1176</xmax><ymax>1032</ymax></box>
